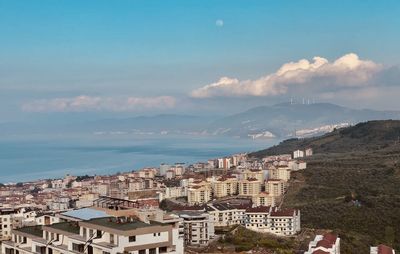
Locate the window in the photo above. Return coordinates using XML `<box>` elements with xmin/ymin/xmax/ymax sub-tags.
<box><xmin>35</xmin><ymin>246</ymin><xmax>46</xmax><ymax>254</ymax></box>
<box><xmin>129</xmin><ymin>235</ymin><xmax>136</xmax><ymax>242</ymax></box>
<box><xmin>149</xmin><ymin>248</ymin><xmax>156</xmax><ymax>254</ymax></box>
<box><xmin>96</xmin><ymin>230</ymin><xmax>102</xmax><ymax>239</ymax></box>
<box><xmin>139</xmin><ymin>250</ymin><xmax>146</xmax><ymax>254</ymax></box>
<box><xmin>72</xmin><ymin>243</ymin><xmax>84</xmax><ymax>253</ymax></box>
<box><xmin>110</xmin><ymin>234</ymin><xmax>115</xmax><ymax>244</ymax></box>
<box><xmin>159</xmin><ymin>247</ymin><xmax>168</xmax><ymax>253</ymax></box>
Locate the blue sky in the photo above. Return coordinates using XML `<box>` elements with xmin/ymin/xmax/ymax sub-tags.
<box><xmin>1</xmin><ymin>0</ymin><xmax>400</xmax><ymax>121</ymax></box>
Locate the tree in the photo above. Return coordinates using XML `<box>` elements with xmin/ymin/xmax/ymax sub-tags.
<box><xmin>16</xmin><ymin>182</ymin><xmax>23</xmax><ymax>187</ymax></box>
<box><xmin>384</xmin><ymin>226</ymin><xmax>395</xmax><ymax>246</ymax></box>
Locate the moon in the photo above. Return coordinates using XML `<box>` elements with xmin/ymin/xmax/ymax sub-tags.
<box><xmin>216</xmin><ymin>19</ymin><xmax>224</xmax><ymax>27</ymax></box>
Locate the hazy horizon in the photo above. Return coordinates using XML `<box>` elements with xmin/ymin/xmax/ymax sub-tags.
<box><xmin>1</xmin><ymin>0</ymin><xmax>400</xmax><ymax>124</ymax></box>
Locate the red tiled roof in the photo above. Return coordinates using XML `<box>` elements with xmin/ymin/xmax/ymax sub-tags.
<box><xmin>316</xmin><ymin>239</ymin><xmax>332</xmax><ymax>249</ymax></box>
<box><xmin>246</xmin><ymin>177</ymin><xmax>259</xmax><ymax>181</ymax></box>
<box><xmin>312</xmin><ymin>250</ymin><xmax>330</xmax><ymax>254</ymax></box>
<box><xmin>245</xmin><ymin>206</ymin><xmax>270</xmax><ymax>213</ymax></box>
<box><xmin>322</xmin><ymin>232</ymin><xmax>338</xmax><ymax>245</ymax></box>
<box><xmin>378</xmin><ymin>244</ymin><xmax>394</xmax><ymax>254</ymax></box>
<box><xmin>270</xmin><ymin>209</ymin><xmax>296</xmax><ymax>217</ymax></box>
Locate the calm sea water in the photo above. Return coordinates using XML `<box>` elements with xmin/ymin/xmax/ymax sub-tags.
<box><xmin>0</xmin><ymin>134</ymin><xmax>279</xmax><ymax>183</ymax></box>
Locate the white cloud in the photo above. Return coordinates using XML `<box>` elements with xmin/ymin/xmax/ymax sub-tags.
<box><xmin>190</xmin><ymin>53</ymin><xmax>382</xmax><ymax>98</ymax></box>
<box><xmin>21</xmin><ymin>95</ymin><xmax>176</xmax><ymax>112</ymax></box>
<box><xmin>216</xmin><ymin>19</ymin><xmax>224</xmax><ymax>27</ymax></box>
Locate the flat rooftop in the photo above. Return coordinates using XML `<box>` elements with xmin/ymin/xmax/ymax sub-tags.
<box><xmin>83</xmin><ymin>217</ymin><xmax>163</xmax><ymax>231</ymax></box>
<box><xmin>14</xmin><ymin>226</ymin><xmax>43</xmax><ymax>238</ymax></box>
<box><xmin>46</xmin><ymin>222</ymin><xmax>80</xmax><ymax>234</ymax></box>
<box><xmin>61</xmin><ymin>208</ymin><xmax>109</xmax><ymax>221</ymax></box>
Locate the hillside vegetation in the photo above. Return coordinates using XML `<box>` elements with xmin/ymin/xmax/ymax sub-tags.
<box><xmin>251</xmin><ymin>120</ymin><xmax>400</xmax><ymax>253</ymax></box>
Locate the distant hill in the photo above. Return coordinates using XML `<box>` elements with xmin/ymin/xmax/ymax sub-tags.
<box><xmin>251</xmin><ymin>120</ymin><xmax>400</xmax><ymax>253</ymax></box>
<box><xmin>2</xmin><ymin>103</ymin><xmax>400</xmax><ymax>138</ymax></box>
<box><xmin>250</xmin><ymin>119</ymin><xmax>400</xmax><ymax>157</ymax></box>
<box><xmin>206</xmin><ymin>103</ymin><xmax>400</xmax><ymax>138</ymax></box>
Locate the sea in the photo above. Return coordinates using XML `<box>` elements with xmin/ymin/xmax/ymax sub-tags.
<box><xmin>0</xmin><ymin>133</ymin><xmax>279</xmax><ymax>183</ymax></box>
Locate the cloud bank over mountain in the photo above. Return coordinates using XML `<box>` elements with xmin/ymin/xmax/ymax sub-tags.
<box><xmin>190</xmin><ymin>53</ymin><xmax>383</xmax><ymax>98</ymax></box>
<box><xmin>21</xmin><ymin>95</ymin><xmax>176</xmax><ymax>112</ymax></box>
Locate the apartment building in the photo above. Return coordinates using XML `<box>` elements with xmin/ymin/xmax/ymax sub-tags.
<box><xmin>245</xmin><ymin>207</ymin><xmax>301</xmax><ymax>236</ymax></box>
<box><xmin>173</xmin><ymin>211</ymin><xmax>214</xmax><ymax>246</ymax></box>
<box><xmin>293</xmin><ymin>150</ymin><xmax>304</xmax><ymax>159</ymax></box>
<box><xmin>159</xmin><ymin>187</ymin><xmax>185</xmax><ymax>201</ymax></box>
<box><xmin>238</xmin><ymin>178</ymin><xmax>261</xmax><ymax>197</ymax></box>
<box><xmin>241</xmin><ymin>169</ymin><xmax>264</xmax><ymax>183</ymax></box>
<box><xmin>305</xmin><ymin>233</ymin><xmax>340</xmax><ymax>254</ymax></box>
<box><xmin>212</xmin><ymin>176</ymin><xmax>238</xmax><ymax>198</ymax></box>
<box><xmin>0</xmin><ymin>208</ymin><xmax>38</xmax><ymax>241</ymax></box>
<box><xmin>2</xmin><ymin>216</ymin><xmax>183</xmax><ymax>254</ymax></box>
<box><xmin>187</xmin><ymin>181</ymin><xmax>212</xmax><ymax>205</ymax></box>
<box><xmin>269</xmin><ymin>166</ymin><xmax>291</xmax><ymax>182</ymax></box>
<box><xmin>217</xmin><ymin>158</ymin><xmax>231</xmax><ymax>170</ymax></box>
<box><xmin>265</xmin><ymin>179</ymin><xmax>287</xmax><ymax>197</ymax></box>
<box><xmin>252</xmin><ymin>192</ymin><xmax>276</xmax><ymax>207</ymax></box>
<box><xmin>206</xmin><ymin>203</ymin><xmax>247</xmax><ymax>227</ymax></box>
<box><xmin>268</xmin><ymin>209</ymin><xmax>301</xmax><ymax>236</ymax></box>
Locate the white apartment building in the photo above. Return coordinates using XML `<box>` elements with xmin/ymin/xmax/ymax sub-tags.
<box><xmin>217</xmin><ymin>158</ymin><xmax>231</xmax><ymax>170</ymax></box>
<box><xmin>245</xmin><ymin>207</ymin><xmax>301</xmax><ymax>236</ymax></box>
<box><xmin>206</xmin><ymin>203</ymin><xmax>247</xmax><ymax>227</ymax></box>
<box><xmin>0</xmin><ymin>208</ymin><xmax>38</xmax><ymax>241</ymax></box>
<box><xmin>159</xmin><ymin>187</ymin><xmax>185</xmax><ymax>201</ymax></box>
<box><xmin>2</xmin><ymin>216</ymin><xmax>183</xmax><ymax>254</ymax></box>
<box><xmin>293</xmin><ymin>150</ymin><xmax>304</xmax><ymax>159</ymax></box>
<box><xmin>174</xmin><ymin>211</ymin><xmax>214</xmax><ymax>246</ymax></box>
<box><xmin>305</xmin><ymin>233</ymin><xmax>340</xmax><ymax>254</ymax></box>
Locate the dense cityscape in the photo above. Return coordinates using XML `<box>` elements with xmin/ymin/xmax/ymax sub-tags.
<box><xmin>2</xmin><ymin>0</ymin><xmax>400</xmax><ymax>253</ymax></box>
<box><xmin>0</xmin><ymin>145</ymin><xmax>395</xmax><ymax>254</ymax></box>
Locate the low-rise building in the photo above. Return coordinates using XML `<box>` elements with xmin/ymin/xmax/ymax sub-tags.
<box><xmin>207</xmin><ymin>203</ymin><xmax>247</xmax><ymax>227</ymax></box>
<box><xmin>370</xmin><ymin>244</ymin><xmax>396</xmax><ymax>254</ymax></box>
<box><xmin>305</xmin><ymin>233</ymin><xmax>340</xmax><ymax>254</ymax></box>
<box><xmin>245</xmin><ymin>207</ymin><xmax>301</xmax><ymax>236</ymax></box>
<box><xmin>2</xmin><ymin>215</ymin><xmax>183</xmax><ymax>254</ymax></box>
